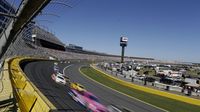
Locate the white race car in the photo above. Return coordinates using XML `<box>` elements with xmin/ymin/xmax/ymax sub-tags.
<box><xmin>56</xmin><ymin>72</ymin><xmax>70</xmax><ymax>82</ymax></box>
<box><xmin>52</xmin><ymin>73</ymin><xmax>66</xmax><ymax>85</ymax></box>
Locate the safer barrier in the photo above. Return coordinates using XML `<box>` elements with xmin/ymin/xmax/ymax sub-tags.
<box><xmin>91</xmin><ymin>64</ymin><xmax>200</xmax><ymax>106</ymax></box>
<box><xmin>9</xmin><ymin>57</ymin><xmax>56</xmax><ymax>112</ymax></box>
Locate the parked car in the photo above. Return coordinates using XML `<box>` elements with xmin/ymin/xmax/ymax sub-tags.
<box><xmin>145</xmin><ymin>77</ymin><xmax>156</xmax><ymax>82</ymax></box>
<box><xmin>135</xmin><ymin>75</ymin><xmax>145</xmax><ymax>80</ymax></box>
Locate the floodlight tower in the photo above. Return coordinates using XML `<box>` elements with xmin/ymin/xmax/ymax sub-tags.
<box><xmin>120</xmin><ymin>37</ymin><xmax>128</xmax><ymax>63</ymax></box>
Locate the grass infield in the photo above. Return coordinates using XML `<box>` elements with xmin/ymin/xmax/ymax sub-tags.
<box><xmin>80</xmin><ymin>66</ymin><xmax>200</xmax><ymax>112</ymax></box>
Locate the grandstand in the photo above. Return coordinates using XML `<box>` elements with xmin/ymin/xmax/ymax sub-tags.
<box><xmin>1</xmin><ymin>23</ymin><xmax>154</xmax><ymax>63</ymax></box>
<box><xmin>32</xmin><ymin>26</ymin><xmax>66</xmax><ymax>51</ymax></box>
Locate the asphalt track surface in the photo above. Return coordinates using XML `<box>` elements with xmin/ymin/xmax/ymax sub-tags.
<box><xmin>22</xmin><ymin>60</ymin><xmax>165</xmax><ymax>112</ymax></box>
<box><xmin>23</xmin><ymin>60</ymin><xmax>86</xmax><ymax>112</ymax></box>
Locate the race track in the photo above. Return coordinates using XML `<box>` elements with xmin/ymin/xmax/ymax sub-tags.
<box><xmin>23</xmin><ymin>60</ymin><xmax>86</xmax><ymax>111</ymax></box>
<box><xmin>22</xmin><ymin>60</ymin><xmax>165</xmax><ymax>112</ymax></box>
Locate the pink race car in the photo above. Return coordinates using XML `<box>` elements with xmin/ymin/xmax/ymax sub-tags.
<box><xmin>69</xmin><ymin>89</ymin><xmax>108</xmax><ymax>112</ymax></box>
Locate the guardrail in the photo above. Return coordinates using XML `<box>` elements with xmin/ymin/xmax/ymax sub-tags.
<box><xmin>9</xmin><ymin>57</ymin><xmax>56</xmax><ymax>112</ymax></box>
<box><xmin>91</xmin><ymin>64</ymin><xmax>200</xmax><ymax>106</ymax></box>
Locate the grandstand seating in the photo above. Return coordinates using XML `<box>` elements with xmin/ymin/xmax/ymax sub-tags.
<box><xmin>32</xmin><ymin>26</ymin><xmax>65</xmax><ymax>51</ymax></box>
<box><xmin>0</xmin><ymin>25</ymin><xmax>154</xmax><ymax>63</ymax></box>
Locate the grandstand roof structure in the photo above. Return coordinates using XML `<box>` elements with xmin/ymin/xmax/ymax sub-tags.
<box><xmin>32</xmin><ymin>26</ymin><xmax>65</xmax><ymax>47</ymax></box>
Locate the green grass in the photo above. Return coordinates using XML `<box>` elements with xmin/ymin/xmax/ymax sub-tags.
<box><xmin>80</xmin><ymin>66</ymin><xmax>200</xmax><ymax>112</ymax></box>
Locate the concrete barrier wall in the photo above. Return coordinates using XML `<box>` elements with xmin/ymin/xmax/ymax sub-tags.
<box><xmin>0</xmin><ymin>58</ymin><xmax>14</xmax><ymax>108</ymax></box>
<box><xmin>10</xmin><ymin>57</ymin><xmax>56</xmax><ymax>112</ymax></box>
<box><xmin>91</xmin><ymin>64</ymin><xmax>200</xmax><ymax>106</ymax></box>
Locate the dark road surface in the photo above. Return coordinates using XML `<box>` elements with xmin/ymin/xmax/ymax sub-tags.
<box><xmin>23</xmin><ymin>61</ymin><xmax>86</xmax><ymax>111</ymax></box>
<box><xmin>23</xmin><ymin>60</ymin><xmax>165</xmax><ymax>112</ymax></box>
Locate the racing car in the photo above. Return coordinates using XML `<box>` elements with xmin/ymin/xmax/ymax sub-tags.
<box><xmin>70</xmin><ymin>82</ymin><xmax>86</xmax><ymax>91</ymax></box>
<box><xmin>68</xmin><ymin>89</ymin><xmax>108</xmax><ymax>112</ymax></box>
<box><xmin>51</xmin><ymin>73</ymin><xmax>67</xmax><ymax>85</ymax></box>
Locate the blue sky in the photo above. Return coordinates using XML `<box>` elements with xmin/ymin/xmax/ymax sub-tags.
<box><xmin>13</xmin><ymin>0</ymin><xmax>200</xmax><ymax>62</ymax></box>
